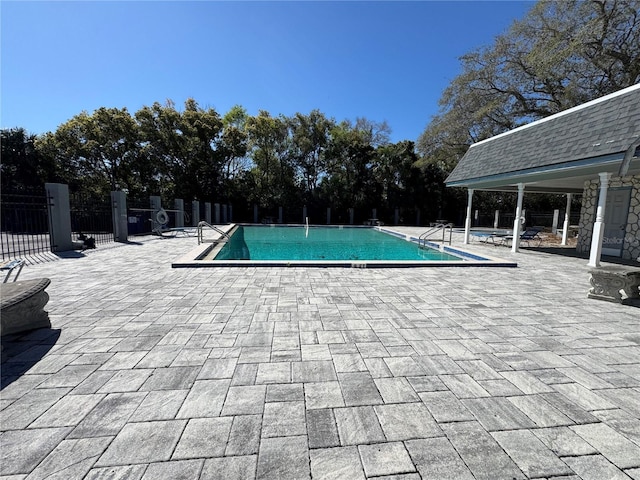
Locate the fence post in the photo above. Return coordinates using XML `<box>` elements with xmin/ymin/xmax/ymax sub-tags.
<box><xmin>45</xmin><ymin>183</ymin><xmax>74</xmax><ymax>252</ymax></box>
<box><xmin>253</xmin><ymin>204</ymin><xmax>259</xmax><ymax>223</ymax></box>
<box><xmin>205</xmin><ymin>202</ymin><xmax>212</xmax><ymax>224</ymax></box>
<box><xmin>494</xmin><ymin>210</ymin><xmax>500</xmax><ymax>229</ymax></box>
<box><xmin>394</xmin><ymin>208</ymin><xmax>399</xmax><ymax>225</ymax></box>
<box><xmin>326</xmin><ymin>207</ymin><xmax>331</xmax><ymax>225</ymax></box>
<box><xmin>150</xmin><ymin>195</ymin><xmax>162</xmax><ymax>232</ymax></box>
<box><xmin>222</xmin><ymin>204</ymin><xmax>228</xmax><ymax>223</ymax></box>
<box><xmin>303</xmin><ymin>205</ymin><xmax>307</xmax><ymax>224</ymax></box>
<box><xmin>349</xmin><ymin>208</ymin><xmax>354</xmax><ymax>225</ymax></box>
<box><xmin>228</xmin><ymin>205</ymin><xmax>233</xmax><ymax>223</ymax></box>
<box><xmin>192</xmin><ymin>201</ymin><xmax>200</xmax><ymax>226</ymax></box>
<box><xmin>111</xmin><ymin>191</ymin><xmax>128</xmax><ymax>242</ymax></box>
<box><xmin>552</xmin><ymin>209</ymin><xmax>560</xmax><ymax>234</ymax></box>
<box><xmin>175</xmin><ymin>199</ymin><xmax>184</xmax><ymax>228</ymax></box>
<box><xmin>279</xmin><ymin>206</ymin><xmax>283</xmax><ymax>224</ymax></box>
<box><xmin>214</xmin><ymin>203</ymin><xmax>221</xmax><ymax>224</ymax></box>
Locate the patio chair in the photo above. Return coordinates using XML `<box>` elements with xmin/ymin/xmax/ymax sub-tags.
<box><xmin>1</xmin><ymin>258</ymin><xmax>25</xmax><ymax>283</ymax></box>
<box><xmin>501</xmin><ymin>227</ymin><xmax>543</xmax><ymax>247</ymax></box>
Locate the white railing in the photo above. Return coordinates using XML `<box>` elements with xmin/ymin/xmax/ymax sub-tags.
<box><xmin>197</xmin><ymin>221</ymin><xmax>231</xmax><ymax>245</ymax></box>
<box><xmin>418</xmin><ymin>223</ymin><xmax>453</xmax><ymax>248</ymax></box>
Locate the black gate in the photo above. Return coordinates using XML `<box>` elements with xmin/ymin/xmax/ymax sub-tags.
<box><xmin>0</xmin><ymin>189</ymin><xmax>51</xmax><ymax>260</ymax></box>
<box><xmin>69</xmin><ymin>193</ymin><xmax>114</xmax><ymax>245</ymax></box>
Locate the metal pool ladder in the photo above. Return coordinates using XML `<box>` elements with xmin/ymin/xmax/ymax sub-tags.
<box><xmin>197</xmin><ymin>221</ymin><xmax>231</xmax><ymax>245</ymax></box>
<box><xmin>418</xmin><ymin>223</ymin><xmax>453</xmax><ymax>248</ymax></box>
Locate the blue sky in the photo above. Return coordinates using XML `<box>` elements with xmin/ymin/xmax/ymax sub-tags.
<box><xmin>1</xmin><ymin>1</ymin><xmax>534</xmax><ymax>143</ymax></box>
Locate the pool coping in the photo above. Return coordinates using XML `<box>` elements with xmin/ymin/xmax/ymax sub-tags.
<box><xmin>171</xmin><ymin>224</ymin><xmax>518</xmax><ymax>268</ymax></box>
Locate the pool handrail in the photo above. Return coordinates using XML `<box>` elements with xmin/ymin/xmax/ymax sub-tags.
<box><xmin>197</xmin><ymin>221</ymin><xmax>231</xmax><ymax>245</ymax></box>
<box><xmin>419</xmin><ymin>223</ymin><xmax>453</xmax><ymax>247</ymax></box>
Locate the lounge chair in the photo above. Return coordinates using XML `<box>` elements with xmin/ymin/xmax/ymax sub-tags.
<box><xmin>501</xmin><ymin>227</ymin><xmax>543</xmax><ymax>247</ymax></box>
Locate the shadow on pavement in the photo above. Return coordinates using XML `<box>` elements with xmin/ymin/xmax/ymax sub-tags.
<box><xmin>1</xmin><ymin>328</ymin><xmax>61</xmax><ymax>390</ymax></box>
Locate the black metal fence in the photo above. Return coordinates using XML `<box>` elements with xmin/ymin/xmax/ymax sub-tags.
<box><xmin>1</xmin><ymin>190</ymin><xmax>51</xmax><ymax>261</ymax></box>
<box><xmin>69</xmin><ymin>193</ymin><xmax>114</xmax><ymax>246</ymax></box>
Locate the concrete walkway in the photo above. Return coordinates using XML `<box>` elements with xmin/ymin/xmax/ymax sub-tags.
<box><xmin>1</xmin><ymin>229</ymin><xmax>639</xmax><ymax>480</ymax></box>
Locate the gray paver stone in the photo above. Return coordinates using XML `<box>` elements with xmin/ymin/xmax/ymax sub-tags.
<box><xmin>405</xmin><ymin>437</ymin><xmax>474</xmax><ymax>480</ymax></box>
<box><xmin>256</xmin><ymin>436</ymin><xmax>309</xmax><ymax>480</ymax></box>
<box><xmin>310</xmin><ymin>446</ymin><xmax>365</xmax><ymax>480</ymax></box>
<box><xmin>358</xmin><ymin>442</ymin><xmax>416</xmax><ymax>477</ymax></box>
<box><xmin>492</xmin><ymin>429</ymin><xmax>573</xmax><ymax>478</ymax></box>
<box><xmin>0</xmin><ymin>427</ymin><xmax>72</xmax><ymax>475</ymax></box>
<box><xmin>172</xmin><ymin>417</ymin><xmax>233</xmax><ymax>459</ymax></box>
<box><xmin>95</xmin><ymin>419</ymin><xmax>187</xmax><ymax>466</ymax></box>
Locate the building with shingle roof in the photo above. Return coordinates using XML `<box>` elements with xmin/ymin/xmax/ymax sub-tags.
<box><xmin>445</xmin><ymin>83</ymin><xmax>640</xmax><ymax>265</ymax></box>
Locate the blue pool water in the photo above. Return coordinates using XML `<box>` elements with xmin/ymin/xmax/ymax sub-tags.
<box><xmin>214</xmin><ymin>226</ymin><xmax>463</xmax><ymax>262</ymax></box>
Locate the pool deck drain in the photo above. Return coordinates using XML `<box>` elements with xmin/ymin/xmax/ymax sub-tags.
<box><xmin>1</xmin><ymin>227</ymin><xmax>639</xmax><ymax>479</ymax></box>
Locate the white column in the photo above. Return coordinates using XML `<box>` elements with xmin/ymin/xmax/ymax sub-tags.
<box><xmin>588</xmin><ymin>173</ymin><xmax>611</xmax><ymax>267</ymax></box>
<box><xmin>511</xmin><ymin>183</ymin><xmax>525</xmax><ymax>253</ymax></box>
<box><xmin>463</xmin><ymin>189</ymin><xmax>474</xmax><ymax>244</ymax></box>
<box><xmin>494</xmin><ymin>210</ymin><xmax>499</xmax><ymax>229</ymax></box>
<box><xmin>561</xmin><ymin>193</ymin><xmax>572</xmax><ymax>246</ymax></box>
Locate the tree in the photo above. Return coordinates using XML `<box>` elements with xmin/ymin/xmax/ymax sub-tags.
<box><xmin>417</xmin><ymin>0</ymin><xmax>640</xmax><ymax>172</ymax></box>
<box><xmin>245</xmin><ymin>111</ymin><xmax>295</xmax><ymax>209</ymax></box>
<box><xmin>288</xmin><ymin>110</ymin><xmax>335</xmax><ymax>197</ymax></box>
<box><xmin>1</xmin><ymin>128</ymin><xmax>56</xmax><ymax>192</ymax></box>
<box><xmin>322</xmin><ymin>121</ymin><xmax>376</xmax><ymax>216</ymax></box>
<box><xmin>42</xmin><ymin>107</ymin><xmax>141</xmax><ymax>196</ymax></box>
<box><xmin>135</xmin><ymin>100</ymin><xmax>185</xmax><ymax>199</ymax></box>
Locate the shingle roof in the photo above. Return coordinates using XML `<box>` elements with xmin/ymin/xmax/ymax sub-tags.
<box><xmin>445</xmin><ymin>84</ymin><xmax>640</xmax><ymax>185</ymax></box>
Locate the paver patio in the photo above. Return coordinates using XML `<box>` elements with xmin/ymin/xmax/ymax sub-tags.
<box><xmin>1</xmin><ymin>228</ymin><xmax>639</xmax><ymax>479</ymax></box>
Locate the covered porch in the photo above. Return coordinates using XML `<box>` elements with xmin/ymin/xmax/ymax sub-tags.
<box><xmin>445</xmin><ymin>84</ymin><xmax>640</xmax><ymax>268</ymax></box>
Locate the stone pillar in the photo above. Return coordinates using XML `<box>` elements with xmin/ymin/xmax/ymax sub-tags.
<box><xmin>192</xmin><ymin>200</ymin><xmax>200</xmax><ymax>226</ymax></box>
<box><xmin>588</xmin><ymin>173</ymin><xmax>611</xmax><ymax>267</ymax></box>
<box><xmin>463</xmin><ymin>189</ymin><xmax>474</xmax><ymax>245</ymax></box>
<box><xmin>326</xmin><ymin>207</ymin><xmax>331</xmax><ymax>225</ymax></box>
<box><xmin>494</xmin><ymin>210</ymin><xmax>499</xmax><ymax>229</ymax></box>
<box><xmin>205</xmin><ymin>202</ymin><xmax>212</xmax><ymax>224</ymax></box>
<box><xmin>149</xmin><ymin>195</ymin><xmax>162</xmax><ymax>231</ymax></box>
<box><xmin>253</xmin><ymin>204</ymin><xmax>258</xmax><ymax>223</ymax></box>
<box><xmin>278</xmin><ymin>206</ymin><xmax>283</xmax><ymax>224</ymax></box>
<box><xmin>111</xmin><ymin>191</ymin><xmax>128</xmax><ymax>242</ymax></box>
<box><xmin>174</xmin><ymin>199</ymin><xmax>184</xmax><ymax>228</ymax></box>
<box><xmin>511</xmin><ymin>183</ymin><xmax>525</xmax><ymax>253</ymax></box>
<box><xmin>561</xmin><ymin>194</ymin><xmax>571</xmax><ymax>246</ymax></box>
<box><xmin>222</xmin><ymin>204</ymin><xmax>228</xmax><ymax>223</ymax></box>
<box><xmin>45</xmin><ymin>183</ymin><xmax>73</xmax><ymax>252</ymax></box>
<box><xmin>228</xmin><ymin>205</ymin><xmax>233</xmax><ymax>223</ymax></box>
<box><xmin>214</xmin><ymin>203</ymin><xmax>221</xmax><ymax>224</ymax></box>
<box><xmin>349</xmin><ymin>208</ymin><xmax>354</xmax><ymax>225</ymax></box>
<box><xmin>552</xmin><ymin>209</ymin><xmax>560</xmax><ymax>234</ymax></box>
<box><xmin>372</xmin><ymin>208</ymin><xmax>377</xmax><ymax>220</ymax></box>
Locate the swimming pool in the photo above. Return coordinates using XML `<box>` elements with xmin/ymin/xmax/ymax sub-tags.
<box><xmin>216</xmin><ymin>225</ymin><xmax>460</xmax><ymax>261</ymax></box>
<box><xmin>172</xmin><ymin>225</ymin><xmax>517</xmax><ymax>268</ymax></box>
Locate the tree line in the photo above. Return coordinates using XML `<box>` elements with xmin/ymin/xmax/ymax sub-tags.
<box><xmin>1</xmin><ymin>104</ymin><xmax>450</xmax><ymax>223</ymax></box>
<box><xmin>3</xmin><ymin>0</ymin><xmax>638</xmax><ymax>224</ymax></box>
